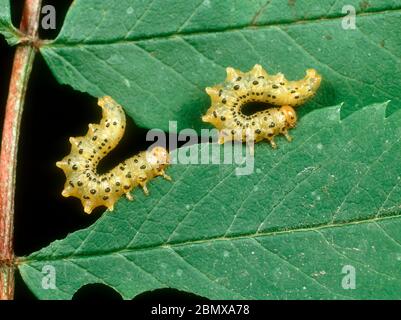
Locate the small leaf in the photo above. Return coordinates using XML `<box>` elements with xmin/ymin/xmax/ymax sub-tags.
<box><xmin>0</xmin><ymin>0</ymin><xmax>21</xmax><ymax>45</ymax></box>
<box><xmin>40</xmin><ymin>0</ymin><xmax>401</xmax><ymax>132</ymax></box>
<box><xmin>19</xmin><ymin>102</ymin><xmax>401</xmax><ymax>299</ymax></box>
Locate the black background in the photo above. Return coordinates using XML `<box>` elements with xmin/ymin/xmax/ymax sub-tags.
<box><xmin>1</xmin><ymin>0</ymin><xmax>202</xmax><ymax>301</ymax></box>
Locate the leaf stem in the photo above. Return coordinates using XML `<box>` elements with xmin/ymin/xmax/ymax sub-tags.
<box><xmin>0</xmin><ymin>0</ymin><xmax>42</xmax><ymax>300</ymax></box>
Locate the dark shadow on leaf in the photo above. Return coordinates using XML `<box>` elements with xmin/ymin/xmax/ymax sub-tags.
<box><xmin>72</xmin><ymin>283</ymin><xmax>123</xmax><ymax>300</ymax></box>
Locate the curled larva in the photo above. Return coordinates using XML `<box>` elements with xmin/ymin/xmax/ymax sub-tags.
<box><xmin>56</xmin><ymin>96</ymin><xmax>171</xmax><ymax>214</ymax></box>
<box><xmin>202</xmin><ymin>64</ymin><xmax>321</xmax><ymax>148</ymax></box>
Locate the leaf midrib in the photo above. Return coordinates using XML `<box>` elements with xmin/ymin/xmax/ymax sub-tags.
<box><xmin>18</xmin><ymin>211</ymin><xmax>401</xmax><ymax>264</ymax></box>
<box><xmin>43</xmin><ymin>7</ymin><xmax>401</xmax><ymax>48</ymax></box>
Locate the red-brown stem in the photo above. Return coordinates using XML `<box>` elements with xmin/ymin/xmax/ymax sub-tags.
<box><xmin>0</xmin><ymin>0</ymin><xmax>42</xmax><ymax>300</ymax></box>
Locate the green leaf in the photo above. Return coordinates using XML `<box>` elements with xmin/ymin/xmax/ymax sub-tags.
<box><xmin>40</xmin><ymin>0</ymin><xmax>401</xmax><ymax>132</ymax></box>
<box><xmin>0</xmin><ymin>0</ymin><xmax>21</xmax><ymax>45</ymax></box>
<box><xmin>19</xmin><ymin>102</ymin><xmax>401</xmax><ymax>299</ymax></box>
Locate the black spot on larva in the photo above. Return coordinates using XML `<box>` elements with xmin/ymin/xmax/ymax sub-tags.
<box><xmin>220</xmin><ymin>116</ymin><xmax>226</xmax><ymax>121</ymax></box>
<box><xmin>134</xmin><ymin>159</ymin><xmax>138</xmax><ymax>163</ymax></box>
<box><xmin>295</xmin><ymin>96</ymin><xmax>300</xmax><ymax>99</ymax></box>
<box><xmin>272</xmin><ymin>95</ymin><xmax>276</xmax><ymax>99</ymax></box>
<box><xmin>106</xmin><ymin>123</ymin><xmax>110</xmax><ymax>127</ymax></box>
<box><xmin>213</xmin><ymin>111</ymin><xmax>217</xmax><ymax>118</ymax></box>
<box><xmin>291</xmin><ymin>90</ymin><xmax>296</xmax><ymax>93</ymax></box>
<box><xmin>83</xmin><ymin>195</ymin><xmax>90</xmax><ymax>200</ymax></box>
<box><xmin>92</xmin><ymin>136</ymin><xmax>97</xmax><ymax>141</ymax></box>
<box><xmin>85</xmin><ymin>164</ymin><xmax>90</xmax><ymax>169</ymax></box>
<box><xmin>234</xmin><ymin>85</ymin><xmax>240</xmax><ymax>90</ymax></box>
<box><xmin>222</xmin><ymin>98</ymin><xmax>227</xmax><ymax>104</ymax></box>
<box><xmin>90</xmin><ymin>189</ymin><xmax>96</xmax><ymax>194</ymax></box>
<box><xmin>231</xmin><ymin>130</ymin><xmax>235</xmax><ymax>135</ymax></box>
<box><xmin>113</xmin><ymin>122</ymin><xmax>117</xmax><ymax>125</ymax></box>
<box><xmin>268</xmin><ymin>133</ymin><xmax>274</xmax><ymax>137</ymax></box>
<box><xmin>103</xmin><ymin>196</ymin><xmax>109</xmax><ymax>201</ymax></box>
<box><xmin>255</xmin><ymin>129</ymin><xmax>261</xmax><ymax>134</ymax></box>
<box><xmin>120</xmin><ymin>166</ymin><xmax>125</xmax><ymax>171</ymax></box>
<box><xmin>115</xmin><ymin>189</ymin><xmax>120</xmax><ymax>193</ymax></box>
<box><xmin>253</xmin><ymin>80</ymin><xmax>259</xmax><ymax>85</ymax></box>
<box><xmin>79</xmin><ymin>149</ymin><xmax>83</xmax><ymax>154</ymax></box>
<box><xmin>92</xmin><ymin>178</ymin><xmax>96</xmax><ymax>182</ymax></box>
<box><xmin>86</xmin><ymin>173</ymin><xmax>91</xmax><ymax>178</ymax></box>
<box><xmin>236</xmin><ymin>76</ymin><xmax>242</xmax><ymax>81</ymax></box>
<box><xmin>124</xmin><ymin>185</ymin><xmax>130</xmax><ymax>190</ymax></box>
<box><xmin>72</xmin><ymin>164</ymin><xmax>78</xmax><ymax>170</ymax></box>
<box><xmin>140</xmin><ymin>165</ymin><xmax>146</xmax><ymax>169</ymax></box>
<box><xmin>269</xmin><ymin>122</ymin><xmax>275</xmax><ymax>128</ymax></box>
<box><xmin>280</xmin><ymin>82</ymin><xmax>285</xmax><ymax>85</ymax></box>
<box><xmin>105</xmin><ymin>187</ymin><xmax>111</xmax><ymax>192</ymax></box>
<box><xmin>69</xmin><ymin>181</ymin><xmax>74</xmax><ymax>187</ymax></box>
<box><xmin>126</xmin><ymin>173</ymin><xmax>132</xmax><ymax>178</ymax></box>
<box><xmin>116</xmin><ymin>182</ymin><xmax>121</xmax><ymax>186</ymax></box>
<box><xmin>258</xmin><ymin>76</ymin><xmax>264</xmax><ymax>79</ymax></box>
<box><xmin>264</xmin><ymin>117</ymin><xmax>268</xmax><ymax>121</ymax></box>
<box><xmin>272</xmin><ymin>84</ymin><xmax>278</xmax><ymax>89</ymax></box>
<box><xmin>251</xmin><ymin>122</ymin><xmax>255</xmax><ymax>125</ymax></box>
<box><xmin>218</xmin><ymin>89</ymin><xmax>222</xmax><ymax>96</ymax></box>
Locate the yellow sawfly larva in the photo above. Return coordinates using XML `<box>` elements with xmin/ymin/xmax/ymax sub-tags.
<box><xmin>56</xmin><ymin>96</ymin><xmax>171</xmax><ymax>214</ymax></box>
<box><xmin>202</xmin><ymin>64</ymin><xmax>322</xmax><ymax>148</ymax></box>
